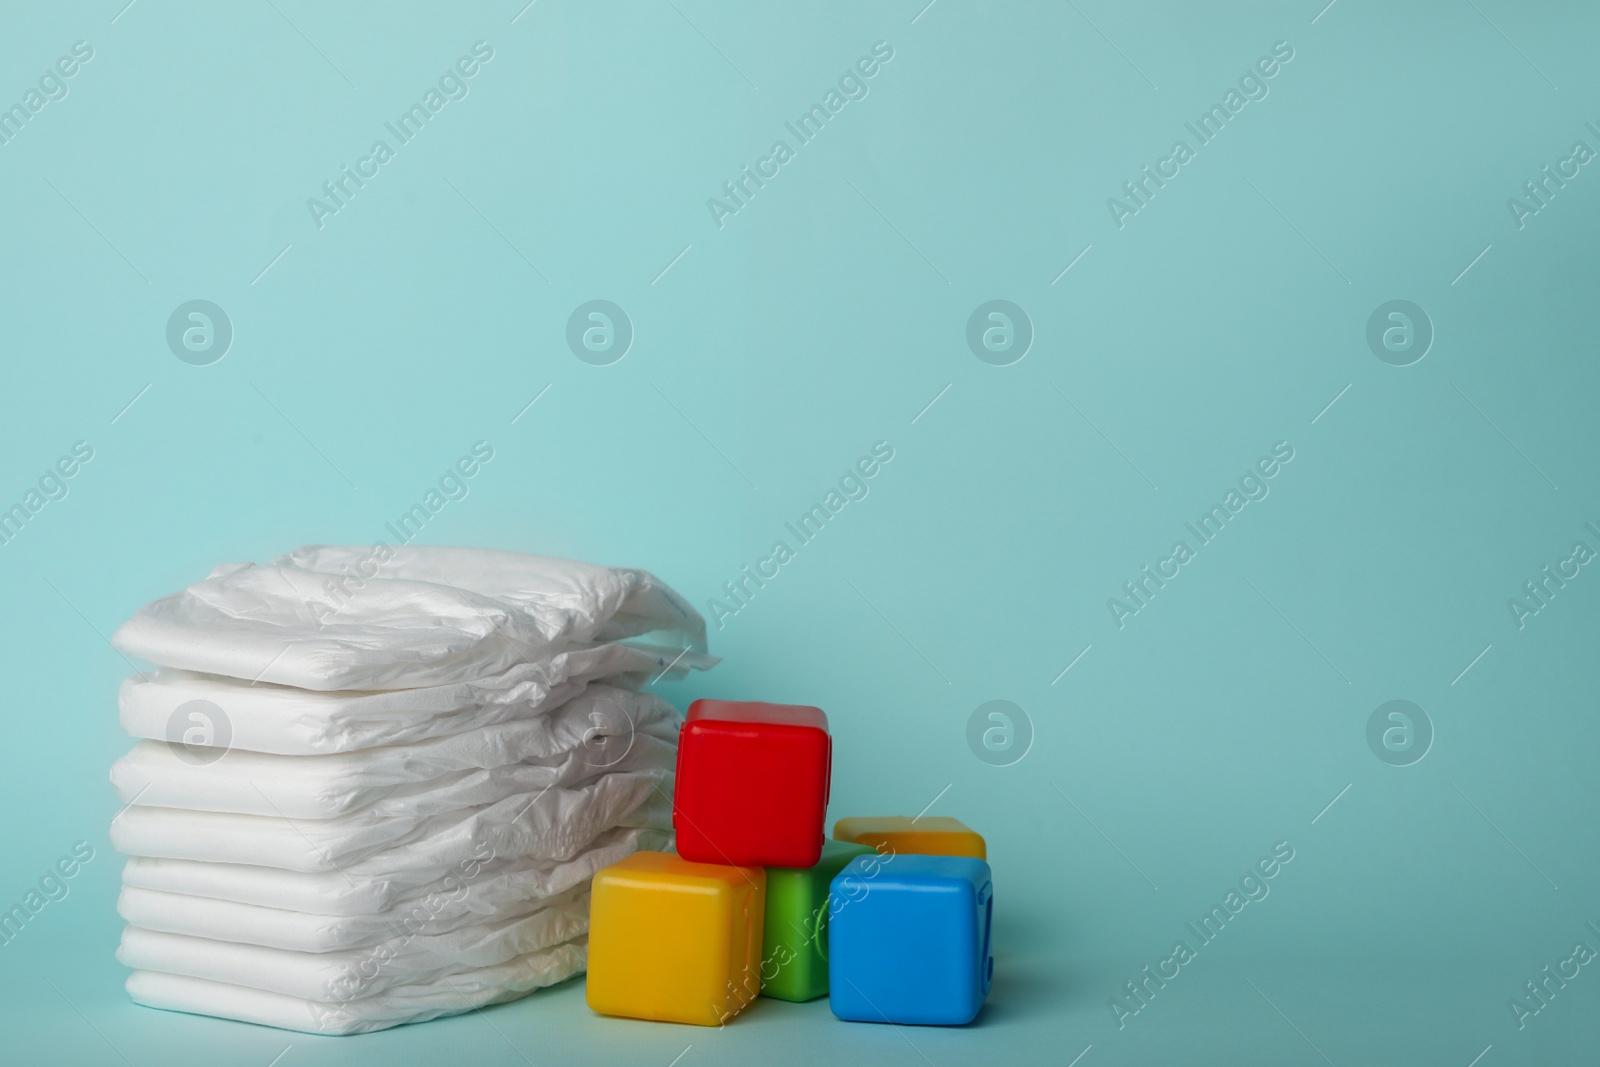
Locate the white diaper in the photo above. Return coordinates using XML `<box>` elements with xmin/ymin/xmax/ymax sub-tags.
<box><xmin>112</xmin><ymin>771</ymin><xmax>671</xmax><ymax>872</ymax></box>
<box><xmin>119</xmin><ymin>641</ymin><xmax>707</xmax><ymax>756</ymax></box>
<box><xmin>112</xmin><ymin>546</ymin><xmax>705</xmax><ymax>691</ymax></box>
<box><xmin>118</xmin><ymin>877</ymin><xmax>574</xmax><ymax>953</ymax></box>
<box><xmin>120</xmin><ymin>825</ymin><xmax>669</xmax><ymax>916</ymax></box>
<box><xmin>112</xmin><ymin>685</ymin><xmax>678</xmax><ymax>818</ymax></box>
<box><xmin>118</xmin><ymin>886</ymin><xmax>589</xmax><ymax>995</ymax></box>
<box><xmin>125</xmin><ymin>938</ymin><xmax>588</xmax><ymax>1034</ymax></box>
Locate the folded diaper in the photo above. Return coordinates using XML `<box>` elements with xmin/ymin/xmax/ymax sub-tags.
<box><xmin>112</xmin><ymin>546</ymin><xmax>705</xmax><ymax>691</ymax></box>
<box><xmin>117</xmin><ymin>642</ymin><xmax>707</xmax><ymax>756</ymax></box>
<box><xmin>112</xmin><ymin>685</ymin><xmax>678</xmax><ymax>818</ymax></box>
<box><xmin>118</xmin><ymin>879</ymin><xmax>581</xmax><ymax>953</ymax></box>
<box><xmin>125</xmin><ymin>938</ymin><xmax>588</xmax><ymax>1035</ymax></box>
<box><xmin>113</xmin><ymin>738</ymin><xmax>671</xmax><ymax>822</ymax></box>
<box><xmin>112</xmin><ymin>770</ymin><xmax>672</xmax><ymax>872</ymax></box>
<box><xmin>120</xmin><ymin>825</ymin><xmax>669</xmax><ymax>916</ymax></box>
<box><xmin>118</xmin><ymin>886</ymin><xmax>590</xmax><ymax>989</ymax></box>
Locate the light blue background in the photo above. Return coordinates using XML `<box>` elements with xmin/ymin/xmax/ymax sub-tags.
<box><xmin>2</xmin><ymin>1</ymin><xmax>1598</xmax><ymax>1063</ymax></box>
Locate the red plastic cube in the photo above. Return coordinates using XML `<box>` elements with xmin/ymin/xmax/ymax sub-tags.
<box><xmin>673</xmin><ymin>700</ymin><xmax>831</xmax><ymax>868</ymax></box>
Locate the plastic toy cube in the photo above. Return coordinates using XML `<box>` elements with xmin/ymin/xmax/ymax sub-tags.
<box><xmin>828</xmin><ymin>854</ymin><xmax>994</xmax><ymax>1026</ymax></box>
<box><xmin>674</xmin><ymin>700</ymin><xmax>831</xmax><ymax>868</ymax></box>
<box><xmin>834</xmin><ymin>815</ymin><xmax>986</xmax><ymax>859</ymax></box>
<box><xmin>586</xmin><ymin>851</ymin><xmax>766</xmax><ymax>1026</ymax></box>
<box><xmin>760</xmin><ymin>838</ymin><xmax>876</xmax><ymax>1002</ymax></box>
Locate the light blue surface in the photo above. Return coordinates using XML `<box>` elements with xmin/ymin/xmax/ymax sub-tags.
<box><xmin>2</xmin><ymin>0</ymin><xmax>1599</xmax><ymax>1063</ymax></box>
<box><xmin>828</xmin><ymin>853</ymin><xmax>993</xmax><ymax>1025</ymax></box>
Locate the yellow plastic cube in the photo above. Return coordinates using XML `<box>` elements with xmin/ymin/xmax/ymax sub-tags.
<box><xmin>832</xmin><ymin>815</ymin><xmax>986</xmax><ymax>859</ymax></box>
<box><xmin>586</xmin><ymin>851</ymin><xmax>766</xmax><ymax>1026</ymax></box>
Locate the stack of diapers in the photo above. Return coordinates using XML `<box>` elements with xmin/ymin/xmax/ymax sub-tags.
<box><xmin>106</xmin><ymin>545</ymin><xmax>711</xmax><ymax>1034</ymax></box>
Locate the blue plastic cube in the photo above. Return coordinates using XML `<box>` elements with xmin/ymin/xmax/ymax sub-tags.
<box><xmin>827</xmin><ymin>853</ymin><xmax>993</xmax><ymax>1025</ymax></box>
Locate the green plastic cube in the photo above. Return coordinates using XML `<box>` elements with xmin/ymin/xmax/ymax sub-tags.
<box><xmin>760</xmin><ymin>839</ymin><xmax>875</xmax><ymax>1001</ymax></box>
